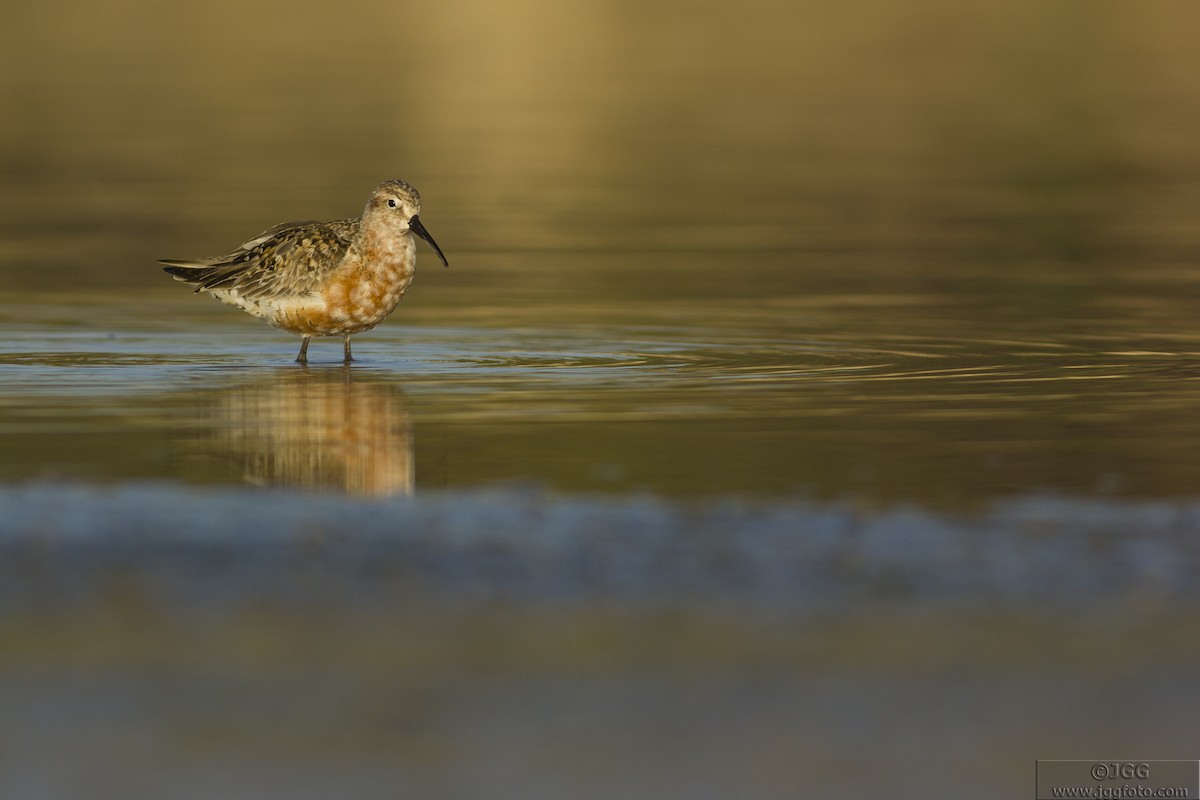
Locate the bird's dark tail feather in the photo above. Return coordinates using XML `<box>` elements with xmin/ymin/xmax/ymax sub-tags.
<box><xmin>160</xmin><ymin>260</ymin><xmax>248</xmax><ymax>293</ymax></box>
<box><xmin>161</xmin><ymin>262</ymin><xmax>207</xmax><ymax>293</ymax></box>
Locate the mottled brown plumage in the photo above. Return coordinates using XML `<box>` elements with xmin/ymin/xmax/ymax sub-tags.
<box><xmin>161</xmin><ymin>180</ymin><xmax>448</xmax><ymax>363</ymax></box>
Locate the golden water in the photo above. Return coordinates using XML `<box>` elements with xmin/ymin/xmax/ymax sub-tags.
<box><xmin>3</xmin><ymin>2</ymin><xmax>1200</xmax><ymax>506</ymax></box>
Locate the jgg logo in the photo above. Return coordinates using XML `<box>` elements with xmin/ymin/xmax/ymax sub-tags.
<box><xmin>1091</xmin><ymin>763</ymin><xmax>1152</xmax><ymax>782</ymax></box>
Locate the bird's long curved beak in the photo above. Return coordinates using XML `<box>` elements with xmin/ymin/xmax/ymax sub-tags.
<box><xmin>410</xmin><ymin>215</ymin><xmax>449</xmax><ymax>267</ymax></box>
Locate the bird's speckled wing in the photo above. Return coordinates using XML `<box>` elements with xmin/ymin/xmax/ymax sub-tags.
<box><xmin>160</xmin><ymin>219</ymin><xmax>359</xmax><ymax>300</ymax></box>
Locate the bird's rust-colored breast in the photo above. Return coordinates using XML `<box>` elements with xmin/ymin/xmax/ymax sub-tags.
<box><xmin>274</xmin><ymin>240</ymin><xmax>415</xmax><ymax>336</ymax></box>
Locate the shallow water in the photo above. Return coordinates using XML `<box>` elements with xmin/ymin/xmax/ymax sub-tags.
<box><xmin>4</xmin><ymin>250</ymin><xmax>1200</xmax><ymax>505</ymax></box>
<box><xmin>4</xmin><ymin>0</ymin><xmax>1200</xmax><ymax>797</ymax></box>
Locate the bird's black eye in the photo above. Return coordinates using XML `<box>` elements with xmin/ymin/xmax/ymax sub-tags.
<box><xmin>387</xmin><ymin>199</ymin><xmax>397</xmax><ymax>208</ymax></box>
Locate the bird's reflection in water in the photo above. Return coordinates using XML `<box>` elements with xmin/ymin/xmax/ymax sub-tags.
<box><xmin>202</xmin><ymin>367</ymin><xmax>413</xmax><ymax>496</ymax></box>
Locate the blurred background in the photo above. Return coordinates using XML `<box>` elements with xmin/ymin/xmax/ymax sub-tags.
<box><xmin>4</xmin><ymin>0</ymin><xmax>1199</xmax><ymax>273</ymax></box>
<box><xmin>2</xmin><ymin>0</ymin><xmax>1200</xmax><ymax>798</ymax></box>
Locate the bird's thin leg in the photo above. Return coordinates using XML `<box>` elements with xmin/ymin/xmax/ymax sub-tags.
<box><xmin>343</xmin><ymin>335</ymin><xmax>354</xmax><ymax>363</ymax></box>
<box><xmin>296</xmin><ymin>336</ymin><xmax>310</xmax><ymax>364</ymax></box>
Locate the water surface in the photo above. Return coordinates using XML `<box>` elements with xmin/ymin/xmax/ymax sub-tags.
<box><xmin>4</xmin><ymin>248</ymin><xmax>1200</xmax><ymax>505</ymax></box>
